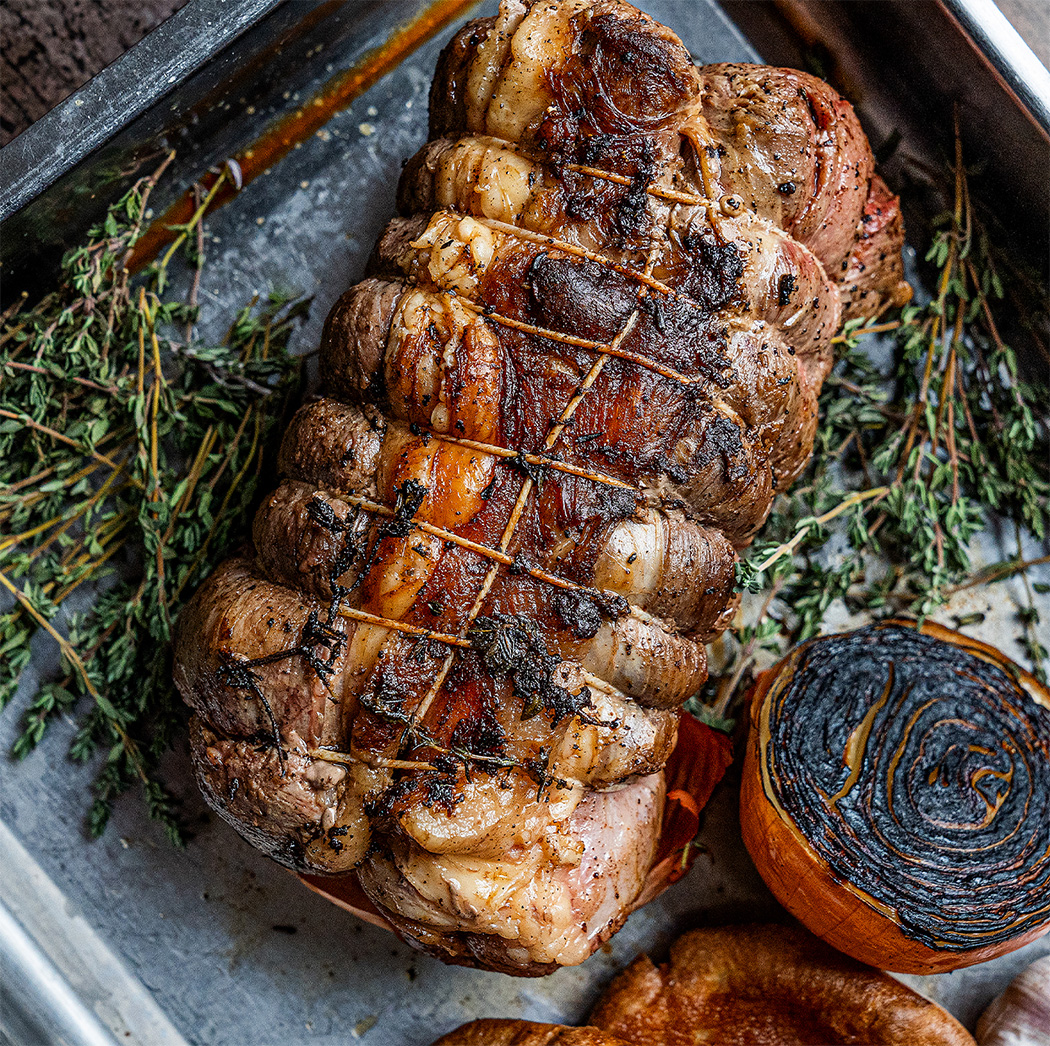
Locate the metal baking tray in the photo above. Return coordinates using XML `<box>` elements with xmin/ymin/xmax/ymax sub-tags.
<box><xmin>2</xmin><ymin>2</ymin><xmax>1048</xmax><ymax>1044</ymax></box>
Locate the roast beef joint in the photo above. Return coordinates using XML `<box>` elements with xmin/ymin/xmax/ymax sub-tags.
<box><xmin>174</xmin><ymin>0</ymin><xmax>910</xmax><ymax>974</ymax></box>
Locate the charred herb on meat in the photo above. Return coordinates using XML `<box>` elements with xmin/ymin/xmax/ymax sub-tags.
<box><xmin>0</xmin><ymin>156</ymin><xmax>307</xmax><ymax>842</ymax></box>
<box><xmin>468</xmin><ymin>614</ymin><xmax>594</xmax><ymax>724</ymax></box>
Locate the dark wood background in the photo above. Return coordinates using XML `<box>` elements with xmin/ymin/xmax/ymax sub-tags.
<box><xmin>1</xmin><ymin>0</ymin><xmax>1046</xmax><ymax>147</ymax></box>
<box><xmin>1</xmin><ymin>0</ymin><xmax>186</xmax><ymax>146</ymax></box>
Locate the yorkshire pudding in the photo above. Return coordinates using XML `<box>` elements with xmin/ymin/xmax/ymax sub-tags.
<box><xmin>433</xmin><ymin>1020</ymin><xmax>632</xmax><ymax>1045</ymax></box>
<box><xmin>587</xmin><ymin>924</ymin><xmax>976</xmax><ymax>1046</ymax></box>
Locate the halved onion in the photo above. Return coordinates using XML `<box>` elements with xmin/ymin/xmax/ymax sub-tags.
<box><xmin>741</xmin><ymin>619</ymin><xmax>1050</xmax><ymax>973</ymax></box>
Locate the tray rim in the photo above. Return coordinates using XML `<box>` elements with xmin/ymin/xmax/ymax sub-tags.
<box><xmin>940</xmin><ymin>0</ymin><xmax>1050</xmax><ymax>138</ymax></box>
<box><xmin>0</xmin><ymin>820</ymin><xmax>189</xmax><ymax>1046</ymax></box>
<box><xmin>0</xmin><ymin>0</ymin><xmax>283</xmax><ymax>224</ymax></box>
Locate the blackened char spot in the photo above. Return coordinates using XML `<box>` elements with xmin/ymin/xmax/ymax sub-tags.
<box><xmin>634</xmin><ymin>294</ymin><xmax>734</xmax><ymax>387</ymax></box>
<box><xmin>778</xmin><ymin>273</ymin><xmax>797</xmax><ymax>308</ymax></box>
<box><xmin>676</xmin><ymin>229</ymin><xmax>744</xmax><ymax>312</ymax></box>
<box><xmin>578</xmin><ymin>133</ymin><xmax>613</xmax><ymax>166</ymax></box>
<box><xmin>651</xmin><ymin>453</ymin><xmax>688</xmax><ymax>484</ymax></box>
<box><xmin>528</xmin><ymin>253</ymin><xmax>636</xmax><ymax>341</ymax></box>
<box><xmin>326</xmin><ymin>825</ymin><xmax>348</xmax><ymax>852</ymax></box>
<box><xmin>563</xmin><ymin>137</ymin><xmax>656</xmax><ymax>244</ymax></box>
<box><xmin>613</xmin><ymin>141</ymin><xmax>656</xmax><ymax>241</ymax></box>
<box><xmin>592</xmin><ymin>483</ymin><xmax>642</xmax><ymax>525</ymax></box>
<box><xmin>511</xmin><ymin>451</ymin><xmax>545</xmax><ymax>485</ymax></box>
<box><xmin>468</xmin><ymin>614</ymin><xmax>594</xmax><ymax>725</ymax></box>
<box><xmin>695</xmin><ymin>412</ymin><xmax>749</xmax><ymax>482</ymax></box>
<box><xmin>449</xmin><ymin>713</ymin><xmax>505</xmax><ymax>759</ymax></box>
<box><xmin>382</xmin><ymin>479</ymin><xmax>428</xmax><ymax>538</ymax></box>
<box><xmin>382</xmin><ymin>762</ymin><xmax>464</xmax><ymax>817</ymax></box>
<box><xmin>553</xmin><ymin>589</ymin><xmax>603</xmax><ymax>640</ymax></box>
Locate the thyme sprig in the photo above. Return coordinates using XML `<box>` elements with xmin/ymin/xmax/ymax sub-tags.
<box><xmin>1</xmin><ymin>157</ymin><xmax>307</xmax><ymax>841</ymax></box>
<box><xmin>709</xmin><ymin>132</ymin><xmax>1049</xmax><ymax>718</ymax></box>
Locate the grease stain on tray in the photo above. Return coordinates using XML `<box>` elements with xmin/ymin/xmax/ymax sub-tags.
<box><xmin>212</xmin><ymin>868</ymin><xmax>271</xmax><ymax>972</ymax></box>
<box><xmin>354</xmin><ymin>1014</ymin><xmax>378</xmax><ymax>1037</ymax></box>
<box><xmin>129</xmin><ymin>0</ymin><xmax>478</xmax><ymax>270</ymax></box>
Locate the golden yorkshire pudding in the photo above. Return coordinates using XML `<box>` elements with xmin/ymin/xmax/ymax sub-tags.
<box><xmin>433</xmin><ymin>1020</ymin><xmax>632</xmax><ymax>1045</ymax></box>
<box><xmin>740</xmin><ymin>620</ymin><xmax>1050</xmax><ymax>973</ymax></box>
<box><xmin>586</xmin><ymin>924</ymin><xmax>976</xmax><ymax>1046</ymax></box>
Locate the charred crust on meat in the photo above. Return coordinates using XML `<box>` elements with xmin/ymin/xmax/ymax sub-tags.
<box><xmin>673</xmin><ymin>229</ymin><xmax>745</xmax><ymax>313</ymax></box>
<box><xmin>552</xmin><ymin>589</ymin><xmax>604</xmax><ymax>639</ymax></box>
<box><xmin>568</xmin><ymin>138</ymin><xmax>657</xmax><ymax>244</ymax></box>
<box><xmin>345</xmin><ymin>478</ymin><xmax>428</xmax><ymax>592</ymax></box>
<box><xmin>694</xmin><ymin>413</ymin><xmax>749</xmax><ymax>482</ymax></box>
<box><xmin>326</xmin><ymin>825</ymin><xmax>349</xmax><ymax>852</ymax></box>
<box><xmin>510</xmin><ymin>450</ymin><xmax>545</xmax><ymax>485</ymax></box>
<box><xmin>527</xmin><ymin>252</ymin><xmax>635</xmax><ymax>341</ymax></box>
<box><xmin>381</xmin><ymin>761</ymin><xmax>464</xmax><ymax>817</ymax></box>
<box><xmin>389</xmin><ymin>480</ymin><xmax>428</xmax><ymax>535</ymax></box>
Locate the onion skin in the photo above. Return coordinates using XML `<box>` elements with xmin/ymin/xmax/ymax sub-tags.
<box><xmin>741</xmin><ymin>619</ymin><xmax>1050</xmax><ymax>974</ymax></box>
<box><xmin>976</xmin><ymin>955</ymin><xmax>1050</xmax><ymax>1046</ymax></box>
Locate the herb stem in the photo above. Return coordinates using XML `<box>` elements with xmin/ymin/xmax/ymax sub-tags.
<box><xmin>831</xmin><ymin>319</ymin><xmax>901</xmax><ymax>343</ymax></box>
<box><xmin>157</xmin><ymin>170</ymin><xmax>227</xmax><ymax>274</ymax></box>
<box><xmin>2</xmin><ymin>361</ymin><xmax>118</xmax><ymax>395</ymax></box>
<box><xmin>0</xmin><ymin>566</ymin><xmax>148</xmax><ymax>783</ymax></box>
<box><xmin>1</xmin><ymin>156</ymin><xmax>306</xmax><ymax>838</ymax></box>
<box><xmin>948</xmin><ymin>554</ymin><xmax>1050</xmax><ymax>593</ymax></box>
<box><xmin>751</xmin><ymin>486</ymin><xmax>889</xmax><ymax>576</ymax></box>
<box><xmin>0</xmin><ymin>408</ymin><xmax>132</xmax><ymax>477</ymax></box>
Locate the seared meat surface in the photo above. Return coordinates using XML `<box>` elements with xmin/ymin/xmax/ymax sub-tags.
<box><xmin>174</xmin><ymin>0</ymin><xmax>908</xmax><ymax>973</ymax></box>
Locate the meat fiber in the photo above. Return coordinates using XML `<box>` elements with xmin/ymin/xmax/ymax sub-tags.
<box><xmin>174</xmin><ymin>0</ymin><xmax>909</xmax><ymax>974</ymax></box>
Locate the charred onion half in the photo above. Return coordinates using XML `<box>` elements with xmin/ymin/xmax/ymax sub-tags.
<box><xmin>741</xmin><ymin>619</ymin><xmax>1050</xmax><ymax>973</ymax></box>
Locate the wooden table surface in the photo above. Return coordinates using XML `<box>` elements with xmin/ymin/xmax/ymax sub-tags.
<box><xmin>0</xmin><ymin>0</ymin><xmax>1047</xmax><ymax>148</ymax></box>
<box><xmin>0</xmin><ymin>0</ymin><xmax>185</xmax><ymax>146</ymax></box>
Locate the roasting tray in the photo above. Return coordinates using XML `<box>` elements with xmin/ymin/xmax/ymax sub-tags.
<box><xmin>1</xmin><ymin>2</ymin><xmax>1048</xmax><ymax>1044</ymax></box>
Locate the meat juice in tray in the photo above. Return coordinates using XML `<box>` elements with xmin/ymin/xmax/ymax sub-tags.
<box><xmin>2</xmin><ymin>0</ymin><xmax>1048</xmax><ymax>1042</ymax></box>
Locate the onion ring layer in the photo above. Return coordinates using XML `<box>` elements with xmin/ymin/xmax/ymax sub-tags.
<box><xmin>742</xmin><ymin>619</ymin><xmax>1050</xmax><ymax>972</ymax></box>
